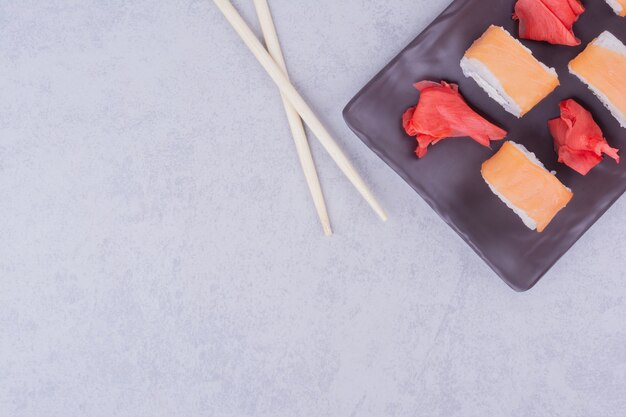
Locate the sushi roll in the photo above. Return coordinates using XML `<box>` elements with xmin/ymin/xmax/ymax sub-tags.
<box><xmin>481</xmin><ymin>142</ymin><xmax>573</xmax><ymax>232</ymax></box>
<box><xmin>569</xmin><ymin>31</ymin><xmax>626</xmax><ymax>128</ymax></box>
<box><xmin>606</xmin><ymin>0</ymin><xmax>626</xmax><ymax>16</ymax></box>
<box><xmin>461</xmin><ymin>25</ymin><xmax>560</xmax><ymax>118</ymax></box>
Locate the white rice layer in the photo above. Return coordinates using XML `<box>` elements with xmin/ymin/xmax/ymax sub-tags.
<box><xmin>594</xmin><ymin>31</ymin><xmax>626</xmax><ymax>56</ymax></box>
<box><xmin>460</xmin><ymin>57</ymin><xmax>522</xmax><ymax>117</ymax></box>
<box><xmin>605</xmin><ymin>0</ymin><xmax>624</xmax><ymax>16</ymax></box>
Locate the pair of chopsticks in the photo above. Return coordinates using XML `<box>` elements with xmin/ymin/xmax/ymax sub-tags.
<box><xmin>213</xmin><ymin>0</ymin><xmax>387</xmax><ymax>235</ymax></box>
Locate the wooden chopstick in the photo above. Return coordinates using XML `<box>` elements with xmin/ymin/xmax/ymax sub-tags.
<box><xmin>213</xmin><ymin>0</ymin><xmax>388</xmax><ymax>222</ymax></box>
<box><xmin>252</xmin><ymin>0</ymin><xmax>332</xmax><ymax>236</ymax></box>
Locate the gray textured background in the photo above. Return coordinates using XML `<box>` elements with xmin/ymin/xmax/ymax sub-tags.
<box><xmin>1</xmin><ymin>1</ymin><xmax>625</xmax><ymax>416</ymax></box>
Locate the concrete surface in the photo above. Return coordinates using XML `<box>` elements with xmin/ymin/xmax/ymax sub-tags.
<box><xmin>1</xmin><ymin>1</ymin><xmax>625</xmax><ymax>416</ymax></box>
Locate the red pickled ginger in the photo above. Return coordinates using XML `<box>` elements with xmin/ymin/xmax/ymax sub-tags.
<box><xmin>513</xmin><ymin>0</ymin><xmax>584</xmax><ymax>46</ymax></box>
<box><xmin>548</xmin><ymin>99</ymin><xmax>619</xmax><ymax>176</ymax></box>
<box><xmin>402</xmin><ymin>81</ymin><xmax>507</xmax><ymax>158</ymax></box>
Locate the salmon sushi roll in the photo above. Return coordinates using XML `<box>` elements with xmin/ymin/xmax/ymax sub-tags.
<box><xmin>461</xmin><ymin>25</ymin><xmax>560</xmax><ymax>118</ymax></box>
<box><xmin>481</xmin><ymin>142</ymin><xmax>573</xmax><ymax>232</ymax></box>
<box><xmin>569</xmin><ymin>31</ymin><xmax>626</xmax><ymax>128</ymax></box>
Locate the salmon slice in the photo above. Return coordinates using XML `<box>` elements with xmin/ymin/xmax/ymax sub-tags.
<box><xmin>606</xmin><ymin>0</ymin><xmax>626</xmax><ymax>16</ymax></box>
<box><xmin>569</xmin><ymin>31</ymin><xmax>626</xmax><ymax>128</ymax></box>
<box><xmin>482</xmin><ymin>142</ymin><xmax>573</xmax><ymax>232</ymax></box>
<box><xmin>461</xmin><ymin>26</ymin><xmax>560</xmax><ymax>117</ymax></box>
<box><xmin>402</xmin><ymin>81</ymin><xmax>507</xmax><ymax>158</ymax></box>
<box><xmin>548</xmin><ymin>99</ymin><xmax>620</xmax><ymax>175</ymax></box>
<box><xmin>513</xmin><ymin>0</ymin><xmax>584</xmax><ymax>46</ymax></box>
